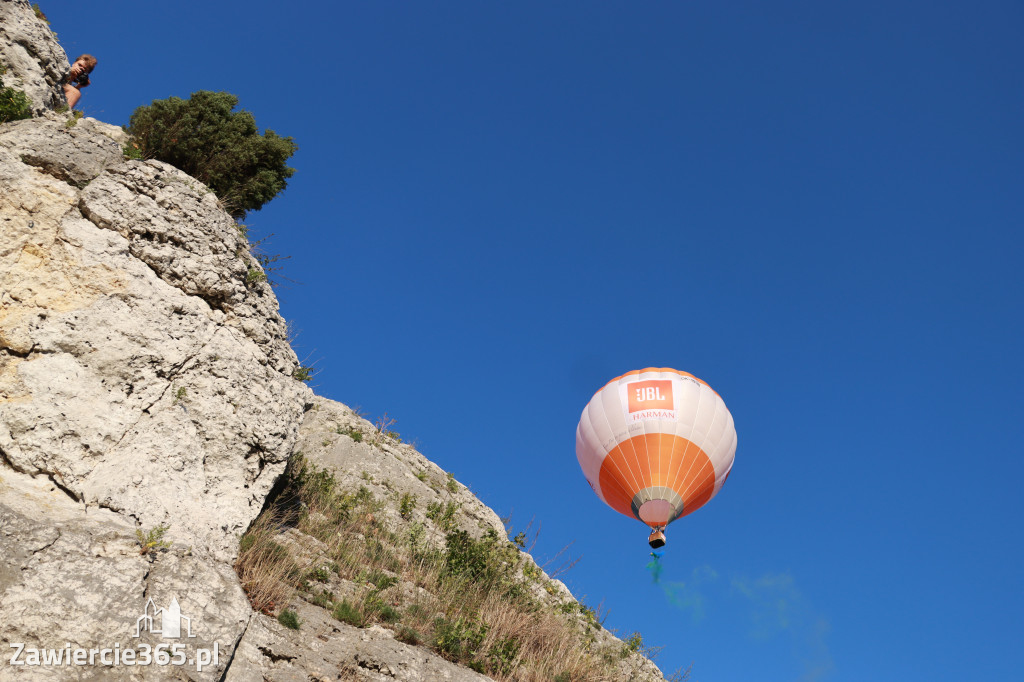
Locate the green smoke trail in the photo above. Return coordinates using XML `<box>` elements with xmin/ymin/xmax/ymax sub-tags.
<box><xmin>646</xmin><ymin>551</ymin><xmax>664</xmax><ymax>583</ymax></box>
<box><xmin>661</xmin><ymin>581</ymin><xmax>706</xmax><ymax>624</ymax></box>
<box><xmin>653</xmin><ymin>565</ymin><xmax>716</xmax><ymax>623</ymax></box>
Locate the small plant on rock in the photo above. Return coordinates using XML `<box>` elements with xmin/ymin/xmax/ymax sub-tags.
<box><xmin>292</xmin><ymin>366</ymin><xmax>313</xmax><ymax>382</ymax></box>
<box><xmin>122</xmin><ymin>141</ymin><xmax>144</xmax><ymax>160</ymax></box>
<box><xmin>426</xmin><ymin>500</ymin><xmax>461</xmax><ymax>531</ymax></box>
<box><xmin>277</xmin><ymin>608</ymin><xmax>300</xmax><ymax>630</ymax></box>
<box><xmin>245</xmin><ymin>267</ymin><xmax>266</xmax><ymax>285</ymax></box>
<box><xmin>0</xmin><ymin>71</ymin><xmax>32</xmax><ymax>124</ymax></box>
<box><xmin>332</xmin><ymin>599</ymin><xmax>363</xmax><ymax>627</ymax></box>
<box><xmin>399</xmin><ymin>492</ymin><xmax>416</xmax><ymax>520</ymax></box>
<box><xmin>373</xmin><ymin>412</ymin><xmax>401</xmax><ymax>445</ymax></box>
<box><xmin>396</xmin><ymin>626</ymin><xmax>422</xmax><ymax>645</ymax></box>
<box><xmin>309</xmin><ymin>589</ymin><xmax>334</xmax><ymax>608</ymax></box>
<box><xmin>136</xmin><ymin>524</ymin><xmax>172</xmax><ymax>555</ymax></box>
<box><xmin>336</xmin><ymin>425</ymin><xmax>363</xmax><ymax>442</ymax></box>
<box><xmin>307</xmin><ymin>564</ymin><xmax>333</xmax><ymax>583</ymax></box>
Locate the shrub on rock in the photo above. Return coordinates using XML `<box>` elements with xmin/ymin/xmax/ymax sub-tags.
<box><xmin>0</xmin><ymin>68</ymin><xmax>32</xmax><ymax>124</ymax></box>
<box><xmin>126</xmin><ymin>90</ymin><xmax>296</xmax><ymax>217</ymax></box>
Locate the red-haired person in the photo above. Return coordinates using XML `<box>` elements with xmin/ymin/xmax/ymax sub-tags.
<box><xmin>63</xmin><ymin>54</ymin><xmax>97</xmax><ymax>108</ymax></box>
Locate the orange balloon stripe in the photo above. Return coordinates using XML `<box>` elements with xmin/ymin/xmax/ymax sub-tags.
<box><xmin>598</xmin><ymin>470</ymin><xmax>636</xmax><ymax>518</ymax></box>
<box><xmin>676</xmin><ymin>457</ymin><xmax>715</xmax><ymax>517</ymax></box>
<box><xmin>618</xmin><ymin>425</ymin><xmax>643</xmax><ymax>489</ymax></box>
<box><xmin>598</xmin><ymin>449</ymin><xmax>641</xmax><ymax>503</ymax></box>
<box><xmin>598</xmin><ymin>434</ymin><xmax>717</xmax><ymax>523</ymax></box>
<box><xmin>679</xmin><ymin>473</ymin><xmax>712</xmax><ymax>516</ymax></box>
<box><xmin>667</xmin><ymin>437</ymin><xmax>701</xmax><ymax>501</ymax></box>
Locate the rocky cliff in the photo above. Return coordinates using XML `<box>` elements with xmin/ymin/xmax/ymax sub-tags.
<box><xmin>0</xmin><ymin>4</ymin><xmax>670</xmax><ymax>680</ymax></box>
<box><xmin>0</xmin><ymin>1</ymin><xmax>68</xmax><ymax>114</ymax></box>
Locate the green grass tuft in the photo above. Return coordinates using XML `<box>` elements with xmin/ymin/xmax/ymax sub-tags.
<box><xmin>277</xmin><ymin>608</ymin><xmax>300</xmax><ymax>630</ymax></box>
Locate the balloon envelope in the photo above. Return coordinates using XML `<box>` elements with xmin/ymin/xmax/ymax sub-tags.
<box><xmin>575</xmin><ymin>368</ymin><xmax>736</xmax><ymax>530</ymax></box>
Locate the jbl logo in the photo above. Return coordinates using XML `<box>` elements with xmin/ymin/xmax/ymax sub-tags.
<box><xmin>636</xmin><ymin>386</ymin><xmax>665</xmax><ymax>402</ymax></box>
<box><xmin>627</xmin><ymin>380</ymin><xmax>673</xmax><ymax>413</ymax></box>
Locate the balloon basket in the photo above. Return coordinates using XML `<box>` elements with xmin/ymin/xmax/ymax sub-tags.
<box><xmin>648</xmin><ymin>528</ymin><xmax>666</xmax><ymax>549</ymax></box>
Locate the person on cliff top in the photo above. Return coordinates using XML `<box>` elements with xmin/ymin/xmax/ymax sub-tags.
<box><xmin>63</xmin><ymin>54</ymin><xmax>97</xmax><ymax>108</ymax></box>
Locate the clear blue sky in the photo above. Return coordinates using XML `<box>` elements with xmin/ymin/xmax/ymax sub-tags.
<box><xmin>48</xmin><ymin>1</ymin><xmax>1023</xmax><ymax>680</ymax></box>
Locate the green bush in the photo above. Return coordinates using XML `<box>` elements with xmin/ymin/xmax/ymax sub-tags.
<box><xmin>399</xmin><ymin>492</ymin><xmax>416</xmax><ymax>520</ymax></box>
<box><xmin>432</xmin><ymin>615</ymin><xmax>488</xmax><ymax>662</ymax></box>
<box><xmin>426</xmin><ymin>500</ymin><xmax>460</xmax><ymax>531</ymax></box>
<box><xmin>621</xmin><ymin>631</ymin><xmax>643</xmax><ymax>658</ymax></box>
<box><xmin>277</xmin><ymin>609</ymin><xmax>300</xmax><ymax>630</ymax></box>
<box><xmin>444</xmin><ymin>528</ymin><xmax>518</xmax><ymax>589</ymax></box>
<box><xmin>288</xmin><ymin>453</ymin><xmax>338</xmax><ymax>505</ymax></box>
<box><xmin>126</xmin><ymin>91</ymin><xmax>296</xmax><ymax>218</ymax></box>
<box><xmin>359</xmin><ymin>568</ymin><xmax>397</xmax><ymax>590</ymax></box>
<box><xmin>332</xmin><ymin>599</ymin><xmax>364</xmax><ymax>627</ymax></box>
<box><xmin>487</xmin><ymin>636</ymin><xmax>520</xmax><ymax>677</ymax></box>
<box><xmin>361</xmin><ymin>593</ymin><xmax>388</xmax><ymax>620</ymax></box>
<box><xmin>0</xmin><ymin>74</ymin><xmax>32</xmax><ymax>125</ymax></box>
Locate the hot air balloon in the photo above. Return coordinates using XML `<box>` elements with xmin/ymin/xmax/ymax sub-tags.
<box><xmin>575</xmin><ymin>368</ymin><xmax>736</xmax><ymax>549</ymax></box>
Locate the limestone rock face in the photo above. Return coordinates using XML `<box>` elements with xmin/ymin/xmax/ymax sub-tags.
<box><xmin>0</xmin><ymin>113</ymin><xmax>125</xmax><ymax>186</ymax></box>
<box><xmin>226</xmin><ymin>605</ymin><xmax>494</xmax><ymax>682</ymax></box>
<box><xmin>1</xmin><ymin>110</ymin><xmax>310</xmax><ymax>678</ymax></box>
<box><xmin>295</xmin><ymin>396</ymin><xmax>509</xmax><ymax>546</ymax></box>
<box><xmin>0</xmin><ymin>0</ymin><xmax>69</xmax><ymax>114</ymax></box>
<box><xmin>0</xmin><ymin>471</ymin><xmax>251</xmax><ymax>682</ymax></box>
<box><xmin>78</xmin><ymin>158</ymin><xmax>297</xmax><ymax>371</ymax></box>
<box><xmin>0</xmin><ymin>115</ymin><xmax>310</xmax><ymax>557</ymax></box>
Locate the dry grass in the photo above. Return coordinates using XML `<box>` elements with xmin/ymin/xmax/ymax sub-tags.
<box><xmin>234</xmin><ymin>513</ymin><xmax>302</xmax><ymax>614</ymax></box>
<box><xmin>372</xmin><ymin>411</ymin><xmax>401</xmax><ymax>446</ymax></box>
<box><xmin>235</xmin><ymin>454</ymin><xmax>647</xmax><ymax>681</ymax></box>
<box><xmin>470</xmin><ymin>592</ymin><xmax>605</xmax><ymax>681</ymax></box>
